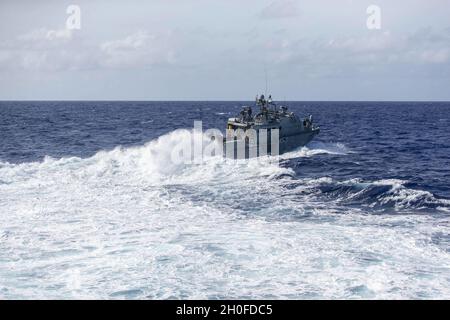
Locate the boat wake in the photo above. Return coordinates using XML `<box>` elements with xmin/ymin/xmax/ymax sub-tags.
<box><xmin>281</xmin><ymin>141</ymin><xmax>350</xmax><ymax>159</ymax></box>
<box><xmin>297</xmin><ymin>177</ymin><xmax>450</xmax><ymax>212</ymax></box>
<box><xmin>1</xmin><ymin>129</ymin><xmax>449</xmax><ymax>299</ymax></box>
<box><xmin>0</xmin><ymin>130</ymin><xmax>447</xmax><ymax>213</ymax></box>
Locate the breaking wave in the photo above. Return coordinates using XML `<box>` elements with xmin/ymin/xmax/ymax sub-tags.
<box><xmin>299</xmin><ymin>177</ymin><xmax>450</xmax><ymax>212</ymax></box>
<box><xmin>282</xmin><ymin>141</ymin><xmax>350</xmax><ymax>159</ymax></box>
<box><xmin>0</xmin><ymin>130</ymin><xmax>446</xmax><ymax>213</ymax></box>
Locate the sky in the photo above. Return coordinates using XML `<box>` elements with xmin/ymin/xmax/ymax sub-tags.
<box><xmin>0</xmin><ymin>0</ymin><xmax>449</xmax><ymax>100</ymax></box>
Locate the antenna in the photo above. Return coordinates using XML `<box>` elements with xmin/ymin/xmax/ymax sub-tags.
<box><xmin>264</xmin><ymin>64</ymin><xmax>268</xmax><ymax>96</ymax></box>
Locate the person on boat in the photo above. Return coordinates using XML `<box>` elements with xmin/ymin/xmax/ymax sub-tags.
<box><xmin>259</xmin><ymin>94</ymin><xmax>266</xmax><ymax>106</ymax></box>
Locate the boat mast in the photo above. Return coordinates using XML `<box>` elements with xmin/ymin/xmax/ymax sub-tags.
<box><xmin>264</xmin><ymin>64</ymin><xmax>268</xmax><ymax>97</ymax></box>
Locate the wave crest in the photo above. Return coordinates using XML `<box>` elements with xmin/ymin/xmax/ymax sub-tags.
<box><xmin>308</xmin><ymin>177</ymin><xmax>450</xmax><ymax>211</ymax></box>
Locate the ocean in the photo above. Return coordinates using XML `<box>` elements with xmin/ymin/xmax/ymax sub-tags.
<box><xmin>0</xmin><ymin>101</ymin><xmax>449</xmax><ymax>299</ymax></box>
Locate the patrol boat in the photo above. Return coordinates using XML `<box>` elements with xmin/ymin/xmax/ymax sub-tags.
<box><xmin>224</xmin><ymin>95</ymin><xmax>320</xmax><ymax>158</ymax></box>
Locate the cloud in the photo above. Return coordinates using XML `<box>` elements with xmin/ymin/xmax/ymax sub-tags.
<box><xmin>246</xmin><ymin>27</ymin><xmax>450</xmax><ymax>80</ymax></box>
<box><xmin>316</xmin><ymin>29</ymin><xmax>446</xmax><ymax>64</ymax></box>
<box><xmin>0</xmin><ymin>28</ymin><xmax>177</xmax><ymax>71</ymax></box>
<box><xmin>100</xmin><ymin>30</ymin><xmax>177</xmax><ymax>68</ymax></box>
<box><xmin>1</xmin><ymin>23</ymin><xmax>449</xmax><ymax>80</ymax></box>
<box><xmin>18</xmin><ymin>28</ymin><xmax>73</xmax><ymax>42</ymax></box>
<box><xmin>326</xmin><ymin>31</ymin><xmax>398</xmax><ymax>53</ymax></box>
<box><xmin>259</xmin><ymin>0</ymin><xmax>300</xmax><ymax>19</ymax></box>
<box><xmin>420</xmin><ymin>48</ymin><xmax>449</xmax><ymax>64</ymax></box>
<box><xmin>0</xmin><ymin>28</ymin><xmax>94</xmax><ymax>71</ymax></box>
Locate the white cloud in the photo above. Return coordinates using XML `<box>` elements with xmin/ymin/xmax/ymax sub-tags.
<box><xmin>0</xmin><ymin>28</ymin><xmax>177</xmax><ymax>71</ymax></box>
<box><xmin>240</xmin><ymin>26</ymin><xmax>450</xmax><ymax>83</ymax></box>
<box><xmin>101</xmin><ymin>31</ymin><xmax>152</xmax><ymax>52</ymax></box>
<box><xmin>100</xmin><ymin>30</ymin><xmax>177</xmax><ymax>68</ymax></box>
<box><xmin>420</xmin><ymin>48</ymin><xmax>449</xmax><ymax>64</ymax></box>
<box><xmin>18</xmin><ymin>28</ymin><xmax>73</xmax><ymax>42</ymax></box>
<box><xmin>0</xmin><ymin>23</ymin><xmax>448</xmax><ymax>81</ymax></box>
<box><xmin>326</xmin><ymin>31</ymin><xmax>398</xmax><ymax>53</ymax></box>
<box><xmin>259</xmin><ymin>0</ymin><xmax>300</xmax><ymax>19</ymax></box>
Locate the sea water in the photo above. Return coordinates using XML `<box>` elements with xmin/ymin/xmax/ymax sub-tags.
<box><xmin>0</xmin><ymin>101</ymin><xmax>449</xmax><ymax>299</ymax></box>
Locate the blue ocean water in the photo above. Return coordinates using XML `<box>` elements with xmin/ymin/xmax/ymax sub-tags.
<box><xmin>0</xmin><ymin>101</ymin><xmax>449</xmax><ymax>299</ymax></box>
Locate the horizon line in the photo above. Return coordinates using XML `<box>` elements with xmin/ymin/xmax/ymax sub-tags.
<box><xmin>1</xmin><ymin>99</ymin><xmax>450</xmax><ymax>103</ymax></box>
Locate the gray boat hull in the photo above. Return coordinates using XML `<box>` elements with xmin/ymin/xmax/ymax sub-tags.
<box><xmin>223</xmin><ymin>128</ymin><xmax>319</xmax><ymax>159</ymax></box>
<box><xmin>280</xmin><ymin>129</ymin><xmax>319</xmax><ymax>153</ymax></box>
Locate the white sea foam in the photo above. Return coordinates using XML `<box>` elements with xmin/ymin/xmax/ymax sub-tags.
<box><xmin>281</xmin><ymin>141</ymin><xmax>350</xmax><ymax>159</ymax></box>
<box><xmin>332</xmin><ymin>178</ymin><xmax>450</xmax><ymax>210</ymax></box>
<box><xmin>0</xmin><ymin>130</ymin><xmax>449</xmax><ymax>299</ymax></box>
